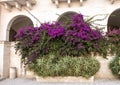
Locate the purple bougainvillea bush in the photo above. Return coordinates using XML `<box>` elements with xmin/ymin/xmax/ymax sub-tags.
<box><xmin>107</xmin><ymin>29</ymin><xmax>120</xmax><ymax>55</ymax></box>
<box><xmin>15</xmin><ymin>26</ymin><xmax>42</xmax><ymax>63</ymax></box>
<box><xmin>61</xmin><ymin>14</ymin><xmax>108</xmax><ymax>57</ymax></box>
<box><xmin>15</xmin><ymin>13</ymin><xmax>108</xmax><ymax>64</ymax></box>
<box><xmin>15</xmin><ymin>22</ymin><xmax>65</xmax><ymax>64</ymax></box>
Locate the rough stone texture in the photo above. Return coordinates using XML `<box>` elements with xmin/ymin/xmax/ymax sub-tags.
<box><xmin>0</xmin><ymin>78</ymin><xmax>120</xmax><ymax>85</ymax></box>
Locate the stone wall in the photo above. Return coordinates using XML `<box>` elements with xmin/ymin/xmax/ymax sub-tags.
<box><xmin>0</xmin><ymin>42</ymin><xmax>115</xmax><ymax>79</ymax></box>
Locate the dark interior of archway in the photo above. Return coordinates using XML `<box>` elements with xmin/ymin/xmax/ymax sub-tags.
<box><xmin>57</xmin><ymin>11</ymin><xmax>78</xmax><ymax>28</ymax></box>
<box><xmin>108</xmin><ymin>8</ymin><xmax>120</xmax><ymax>31</ymax></box>
<box><xmin>9</xmin><ymin>16</ymin><xmax>33</xmax><ymax>41</ymax></box>
<box><xmin>9</xmin><ymin>29</ymin><xmax>16</xmax><ymax>42</ymax></box>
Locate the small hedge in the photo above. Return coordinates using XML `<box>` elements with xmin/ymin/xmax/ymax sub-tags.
<box><xmin>29</xmin><ymin>55</ymin><xmax>100</xmax><ymax>78</ymax></box>
<box><xmin>109</xmin><ymin>56</ymin><xmax>120</xmax><ymax>78</ymax></box>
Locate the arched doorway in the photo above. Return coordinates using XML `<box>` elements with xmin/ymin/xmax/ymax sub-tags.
<box><xmin>8</xmin><ymin>15</ymin><xmax>33</xmax><ymax>41</ymax></box>
<box><xmin>57</xmin><ymin>11</ymin><xmax>78</xmax><ymax>28</ymax></box>
<box><xmin>7</xmin><ymin>15</ymin><xmax>34</xmax><ymax>77</ymax></box>
<box><xmin>107</xmin><ymin>8</ymin><xmax>120</xmax><ymax>31</ymax></box>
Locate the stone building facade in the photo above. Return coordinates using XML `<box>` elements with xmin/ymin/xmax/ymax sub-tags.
<box><xmin>0</xmin><ymin>0</ymin><xmax>120</xmax><ymax>79</ymax></box>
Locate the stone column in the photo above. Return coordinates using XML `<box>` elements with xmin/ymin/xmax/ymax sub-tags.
<box><xmin>10</xmin><ymin>42</ymin><xmax>22</xmax><ymax>77</ymax></box>
<box><xmin>0</xmin><ymin>41</ymin><xmax>10</xmax><ymax>78</ymax></box>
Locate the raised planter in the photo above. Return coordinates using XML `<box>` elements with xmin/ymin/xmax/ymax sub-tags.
<box><xmin>95</xmin><ymin>55</ymin><xmax>117</xmax><ymax>79</ymax></box>
<box><xmin>36</xmin><ymin>76</ymin><xmax>94</xmax><ymax>82</ymax></box>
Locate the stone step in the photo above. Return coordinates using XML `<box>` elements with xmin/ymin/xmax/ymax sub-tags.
<box><xmin>0</xmin><ymin>75</ymin><xmax>4</xmax><ymax>81</ymax></box>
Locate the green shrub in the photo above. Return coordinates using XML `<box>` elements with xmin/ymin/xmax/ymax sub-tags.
<box><xmin>29</xmin><ymin>55</ymin><xmax>100</xmax><ymax>78</ymax></box>
<box><xmin>109</xmin><ymin>56</ymin><xmax>120</xmax><ymax>78</ymax></box>
<box><xmin>107</xmin><ymin>29</ymin><xmax>120</xmax><ymax>56</ymax></box>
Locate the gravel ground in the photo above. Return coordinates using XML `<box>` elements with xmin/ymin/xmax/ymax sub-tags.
<box><xmin>0</xmin><ymin>78</ymin><xmax>120</xmax><ymax>85</ymax></box>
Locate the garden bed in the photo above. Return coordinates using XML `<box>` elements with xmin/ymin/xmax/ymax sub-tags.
<box><xmin>36</xmin><ymin>76</ymin><xmax>94</xmax><ymax>82</ymax></box>
<box><xmin>14</xmin><ymin>13</ymin><xmax>120</xmax><ymax>80</ymax></box>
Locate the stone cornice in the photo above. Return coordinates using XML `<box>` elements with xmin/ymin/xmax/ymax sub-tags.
<box><xmin>0</xmin><ymin>0</ymin><xmax>36</xmax><ymax>11</ymax></box>
<box><xmin>51</xmin><ymin>0</ymin><xmax>84</xmax><ymax>8</ymax></box>
<box><xmin>51</xmin><ymin>0</ymin><xmax>120</xmax><ymax>8</ymax></box>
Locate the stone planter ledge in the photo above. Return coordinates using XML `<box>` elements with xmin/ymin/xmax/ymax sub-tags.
<box><xmin>36</xmin><ymin>76</ymin><xmax>94</xmax><ymax>82</ymax></box>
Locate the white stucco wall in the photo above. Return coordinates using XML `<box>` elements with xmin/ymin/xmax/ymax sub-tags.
<box><xmin>0</xmin><ymin>0</ymin><xmax>120</xmax><ymax>41</ymax></box>
<box><xmin>3</xmin><ymin>42</ymin><xmax>10</xmax><ymax>78</ymax></box>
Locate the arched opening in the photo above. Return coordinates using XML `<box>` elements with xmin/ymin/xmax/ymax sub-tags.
<box><xmin>57</xmin><ymin>11</ymin><xmax>78</xmax><ymax>27</ymax></box>
<box><xmin>6</xmin><ymin>15</ymin><xmax>34</xmax><ymax>77</ymax></box>
<box><xmin>8</xmin><ymin>15</ymin><xmax>33</xmax><ymax>41</ymax></box>
<box><xmin>107</xmin><ymin>8</ymin><xmax>120</xmax><ymax>31</ymax></box>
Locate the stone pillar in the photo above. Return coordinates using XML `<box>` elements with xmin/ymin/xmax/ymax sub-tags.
<box><xmin>0</xmin><ymin>41</ymin><xmax>10</xmax><ymax>78</ymax></box>
<box><xmin>10</xmin><ymin>42</ymin><xmax>22</xmax><ymax>77</ymax></box>
<box><xmin>0</xmin><ymin>42</ymin><xmax>4</xmax><ymax>78</ymax></box>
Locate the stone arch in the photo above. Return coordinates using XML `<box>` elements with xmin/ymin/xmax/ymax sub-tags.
<box><xmin>57</xmin><ymin>11</ymin><xmax>78</xmax><ymax>27</ymax></box>
<box><xmin>107</xmin><ymin>8</ymin><xmax>120</xmax><ymax>31</ymax></box>
<box><xmin>7</xmin><ymin>15</ymin><xmax>34</xmax><ymax>41</ymax></box>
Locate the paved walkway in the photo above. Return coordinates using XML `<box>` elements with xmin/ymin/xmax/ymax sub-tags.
<box><xmin>0</xmin><ymin>78</ymin><xmax>120</xmax><ymax>85</ymax></box>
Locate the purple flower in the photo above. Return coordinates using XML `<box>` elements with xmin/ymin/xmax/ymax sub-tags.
<box><xmin>78</xmin><ymin>43</ymin><xmax>84</xmax><ymax>50</ymax></box>
<box><xmin>63</xmin><ymin>13</ymin><xmax>104</xmax><ymax>54</ymax></box>
<box><xmin>107</xmin><ymin>29</ymin><xmax>120</xmax><ymax>37</ymax></box>
<box><xmin>40</xmin><ymin>22</ymin><xmax>65</xmax><ymax>38</ymax></box>
<box><xmin>107</xmin><ymin>29</ymin><xmax>120</xmax><ymax>43</ymax></box>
